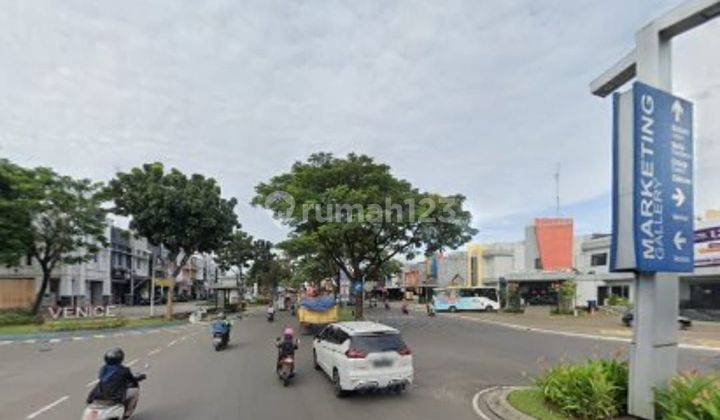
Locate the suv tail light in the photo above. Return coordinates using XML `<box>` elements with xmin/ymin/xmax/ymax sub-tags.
<box><xmin>345</xmin><ymin>348</ymin><xmax>366</xmax><ymax>359</ymax></box>
<box><xmin>397</xmin><ymin>346</ymin><xmax>412</xmax><ymax>356</ymax></box>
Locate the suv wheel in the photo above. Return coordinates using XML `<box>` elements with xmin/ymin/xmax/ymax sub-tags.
<box><xmin>449</xmin><ymin>306</ymin><xmax>457</xmax><ymax>313</ymax></box>
<box><xmin>333</xmin><ymin>369</ymin><xmax>347</xmax><ymax>398</ymax></box>
<box><xmin>485</xmin><ymin>305</ymin><xmax>494</xmax><ymax>312</ymax></box>
<box><xmin>313</xmin><ymin>350</ymin><xmax>321</xmax><ymax>371</ymax></box>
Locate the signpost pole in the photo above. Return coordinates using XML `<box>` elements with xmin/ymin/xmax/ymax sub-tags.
<box><xmin>150</xmin><ymin>277</ymin><xmax>155</xmax><ymax>317</ymax></box>
<box><xmin>627</xmin><ymin>25</ymin><xmax>678</xmax><ymax>420</ymax></box>
<box><xmin>592</xmin><ymin>2</ymin><xmax>720</xmax><ymax>417</ymax></box>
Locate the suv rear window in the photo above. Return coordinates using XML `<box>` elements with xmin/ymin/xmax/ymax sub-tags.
<box><xmin>350</xmin><ymin>333</ymin><xmax>406</xmax><ymax>353</ymax></box>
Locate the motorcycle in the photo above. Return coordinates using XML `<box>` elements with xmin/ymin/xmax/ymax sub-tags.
<box><xmin>212</xmin><ymin>331</ymin><xmax>229</xmax><ymax>351</ymax></box>
<box><xmin>401</xmin><ymin>303</ymin><xmax>409</xmax><ymax>315</ymax></box>
<box><xmin>82</xmin><ymin>373</ymin><xmax>147</xmax><ymax>420</ymax></box>
<box><xmin>277</xmin><ymin>356</ymin><xmax>295</xmax><ymax>387</ymax></box>
<box><xmin>267</xmin><ymin>312</ymin><xmax>275</xmax><ymax>322</ymax></box>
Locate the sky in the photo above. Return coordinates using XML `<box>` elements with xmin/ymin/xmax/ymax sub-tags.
<box><xmin>1</xmin><ymin>0</ymin><xmax>718</xmax><ymax>245</ymax></box>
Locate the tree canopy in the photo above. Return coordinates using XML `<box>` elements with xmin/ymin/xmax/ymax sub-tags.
<box><xmin>253</xmin><ymin>152</ymin><xmax>477</xmax><ymax>317</ymax></box>
<box><xmin>108</xmin><ymin>162</ymin><xmax>238</xmax><ymax>317</ymax></box>
<box><xmin>0</xmin><ymin>159</ymin><xmax>107</xmax><ymax>313</ymax></box>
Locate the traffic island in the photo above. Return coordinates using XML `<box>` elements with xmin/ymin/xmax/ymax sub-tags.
<box><xmin>504</xmin><ymin>388</ymin><xmax>567</xmax><ymax>420</ymax></box>
<box><xmin>0</xmin><ymin>315</ymin><xmax>186</xmax><ymax>340</ymax></box>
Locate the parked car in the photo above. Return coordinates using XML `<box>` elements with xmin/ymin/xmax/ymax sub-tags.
<box><xmin>622</xmin><ymin>309</ymin><xmax>692</xmax><ymax>329</ymax></box>
<box><xmin>312</xmin><ymin>321</ymin><xmax>413</xmax><ymax>397</ymax></box>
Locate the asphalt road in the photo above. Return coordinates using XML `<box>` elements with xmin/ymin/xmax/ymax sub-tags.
<box><xmin>1</xmin><ymin>308</ymin><xmax>719</xmax><ymax>420</ymax></box>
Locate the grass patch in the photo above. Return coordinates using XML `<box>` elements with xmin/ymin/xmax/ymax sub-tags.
<box><xmin>0</xmin><ymin>310</ymin><xmax>42</xmax><ymax>326</ymax></box>
<box><xmin>339</xmin><ymin>306</ymin><xmax>355</xmax><ymax>321</ymax></box>
<box><xmin>0</xmin><ymin>316</ymin><xmax>181</xmax><ymax>336</ymax></box>
<box><xmin>507</xmin><ymin>388</ymin><xmax>568</xmax><ymax>420</ymax></box>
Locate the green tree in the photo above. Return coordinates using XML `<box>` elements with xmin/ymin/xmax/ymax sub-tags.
<box><xmin>247</xmin><ymin>240</ymin><xmax>291</xmax><ymax>293</ymax></box>
<box><xmin>279</xmin><ymin>234</ymin><xmax>337</xmax><ymax>288</ymax></box>
<box><xmin>0</xmin><ymin>160</ymin><xmax>107</xmax><ymax>314</ymax></box>
<box><xmin>253</xmin><ymin>152</ymin><xmax>477</xmax><ymax>318</ymax></box>
<box><xmin>215</xmin><ymin>229</ymin><xmax>255</xmax><ymax>293</ymax></box>
<box><xmin>108</xmin><ymin>163</ymin><xmax>238</xmax><ymax>318</ymax></box>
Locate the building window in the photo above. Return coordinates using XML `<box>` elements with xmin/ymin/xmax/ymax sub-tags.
<box><xmin>591</xmin><ymin>253</ymin><xmax>608</xmax><ymax>267</ymax></box>
<box><xmin>26</xmin><ymin>252</ymin><xmax>33</xmax><ymax>266</ymax></box>
<box><xmin>534</xmin><ymin>258</ymin><xmax>542</xmax><ymax>270</ymax></box>
<box><xmin>611</xmin><ymin>285</ymin><xmax>629</xmax><ymax>299</ymax></box>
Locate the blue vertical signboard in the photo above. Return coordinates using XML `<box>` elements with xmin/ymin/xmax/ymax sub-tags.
<box><xmin>611</xmin><ymin>82</ymin><xmax>694</xmax><ymax>273</ymax></box>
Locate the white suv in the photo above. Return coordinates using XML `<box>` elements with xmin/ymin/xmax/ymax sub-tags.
<box><xmin>312</xmin><ymin>321</ymin><xmax>413</xmax><ymax>397</ymax></box>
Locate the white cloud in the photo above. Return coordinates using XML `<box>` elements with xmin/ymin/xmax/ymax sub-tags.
<box><xmin>0</xmin><ymin>0</ymin><xmax>717</xmax><ymax>243</ymax></box>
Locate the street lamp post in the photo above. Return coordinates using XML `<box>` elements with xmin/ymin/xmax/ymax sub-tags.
<box><xmin>591</xmin><ymin>1</ymin><xmax>720</xmax><ymax>418</ymax></box>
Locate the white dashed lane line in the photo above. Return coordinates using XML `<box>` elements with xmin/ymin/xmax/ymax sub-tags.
<box><xmin>167</xmin><ymin>339</ymin><xmax>178</xmax><ymax>347</ymax></box>
<box><xmin>26</xmin><ymin>395</ymin><xmax>69</xmax><ymax>419</ymax></box>
<box><xmin>85</xmin><ymin>379</ymin><xmax>99</xmax><ymax>388</ymax></box>
<box><xmin>148</xmin><ymin>347</ymin><xmax>162</xmax><ymax>356</ymax></box>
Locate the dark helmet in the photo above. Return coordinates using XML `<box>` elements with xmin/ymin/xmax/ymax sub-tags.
<box><xmin>104</xmin><ymin>347</ymin><xmax>125</xmax><ymax>365</ymax></box>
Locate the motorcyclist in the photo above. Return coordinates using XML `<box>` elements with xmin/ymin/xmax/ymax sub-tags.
<box><xmin>211</xmin><ymin>312</ymin><xmax>231</xmax><ymax>344</ymax></box>
<box><xmin>86</xmin><ymin>348</ymin><xmax>143</xmax><ymax>413</ymax></box>
<box><xmin>276</xmin><ymin>327</ymin><xmax>298</xmax><ymax>373</ymax></box>
<box><xmin>267</xmin><ymin>302</ymin><xmax>275</xmax><ymax>320</ymax></box>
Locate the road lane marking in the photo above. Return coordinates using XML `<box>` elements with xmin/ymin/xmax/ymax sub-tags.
<box><xmin>452</xmin><ymin>314</ymin><xmax>720</xmax><ymax>353</ymax></box>
<box><xmin>93</xmin><ymin>334</ymin><xmax>106</xmax><ymax>339</ymax></box>
<box><xmin>26</xmin><ymin>395</ymin><xmax>69</xmax><ymax>419</ymax></box>
<box><xmin>72</xmin><ymin>336</ymin><xmax>87</xmax><ymax>341</ymax></box>
<box><xmin>148</xmin><ymin>347</ymin><xmax>161</xmax><ymax>356</ymax></box>
<box><xmin>23</xmin><ymin>339</ymin><xmax>37</xmax><ymax>344</ymax></box>
<box><xmin>127</xmin><ymin>358</ymin><xmax>139</xmax><ymax>367</ymax></box>
<box><xmin>0</xmin><ymin>340</ymin><xmax>11</xmax><ymax>346</ymax></box>
<box><xmin>471</xmin><ymin>388</ymin><xmax>495</xmax><ymax>420</ymax></box>
<box><xmin>48</xmin><ymin>338</ymin><xmax>61</xmax><ymax>344</ymax></box>
<box><xmin>85</xmin><ymin>379</ymin><xmax>99</xmax><ymax>388</ymax></box>
<box><xmin>167</xmin><ymin>339</ymin><xmax>178</xmax><ymax>347</ymax></box>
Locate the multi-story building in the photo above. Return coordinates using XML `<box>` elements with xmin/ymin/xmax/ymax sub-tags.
<box><xmin>110</xmin><ymin>226</ymin><xmax>133</xmax><ymax>304</ymax></box>
<box><xmin>0</xmin><ymin>224</ymin><xmax>112</xmax><ymax>309</ymax></box>
<box><xmin>129</xmin><ymin>236</ymin><xmax>152</xmax><ymax>303</ymax></box>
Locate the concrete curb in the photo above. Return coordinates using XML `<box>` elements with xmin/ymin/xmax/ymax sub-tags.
<box><xmin>485</xmin><ymin>386</ymin><xmax>534</xmax><ymax>420</ymax></box>
<box><xmin>450</xmin><ymin>314</ymin><xmax>720</xmax><ymax>353</ymax></box>
<box><xmin>472</xmin><ymin>386</ymin><xmax>534</xmax><ymax>420</ymax></box>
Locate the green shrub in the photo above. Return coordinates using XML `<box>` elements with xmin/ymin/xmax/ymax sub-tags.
<box><xmin>535</xmin><ymin>359</ymin><xmax>628</xmax><ymax>419</ymax></box>
<box><xmin>655</xmin><ymin>373</ymin><xmax>720</xmax><ymax>420</ymax></box>
<box><xmin>0</xmin><ymin>310</ymin><xmax>42</xmax><ymax>326</ymax></box>
<box><xmin>40</xmin><ymin>317</ymin><xmax>127</xmax><ymax>332</ymax></box>
<box><xmin>607</xmin><ymin>295</ymin><xmax>631</xmax><ymax>308</ymax></box>
<box><xmin>503</xmin><ymin>307</ymin><xmax>525</xmax><ymax>314</ymax></box>
<box><xmin>253</xmin><ymin>296</ymin><xmax>270</xmax><ymax>305</ymax></box>
<box><xmin>550</xmin><ymin>308</ymin><xmax>575</xmax><ymax>316</ymax></box>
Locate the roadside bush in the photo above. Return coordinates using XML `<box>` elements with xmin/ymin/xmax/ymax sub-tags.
<box><xmin>536</xmin><ymin>359</ymin><xmax>628</xmax><ymax>419</ymax></box>
<box><xmin>550</xmin><ymin>308</ymin><xmax>575</xmax><ymax>316</ymax></box>
<box><xmin>503</xmin><ymin>307</ymin><xmax>525</xmax><ymax>314</ymax></box>
<box><xmin>39</xmin><ymin>317</ymin><xmax>127</xmax><ymax>332</ymax></box>
<box><xmin>0</xmin><ymin>310</ymin><xmax>42</xmax><ymax>326</ymax></box>
<box><xmin>655</xmin><ymin>373</ymin><xmax>720</xmax><ymax>420</ymax></box>
<box><xmin>253</xmin><ymin>296</ymin><xmax>270</xmax><ymax>305</ymax></box>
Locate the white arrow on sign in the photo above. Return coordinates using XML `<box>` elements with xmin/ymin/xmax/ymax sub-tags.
<box><xmin>672</xmin><ymin>187</ymin><xmax>686</xmax><ymax>207</ymax></box>
<box><xmin>673</xmin><ymin>231</ymin><xmax>687</xmax><ymax>251</ymax></box>
<box><xmin>671</xmin><ymin>100</ymin><xmax>684</xmax><ymax>123</ymax></box>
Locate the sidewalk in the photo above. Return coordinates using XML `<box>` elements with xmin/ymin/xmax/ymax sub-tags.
<box><xmin>441</xmin><ymin>305</ymin><xmax>720</xmax><ymax>351</ymax></box>
<box><xmin>112</xmin><ymin>301</ymin><xmax>203</xmax><ymax>318</ymax></box>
